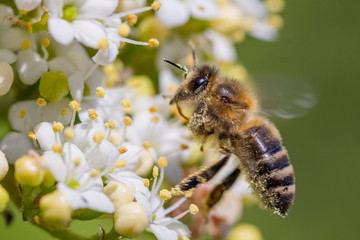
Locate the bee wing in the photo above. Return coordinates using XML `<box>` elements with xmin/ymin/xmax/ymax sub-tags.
<box><xmin>249</xmin><ymin>74</ymin><xmax>318</xmax><ymax>119</ymax></box>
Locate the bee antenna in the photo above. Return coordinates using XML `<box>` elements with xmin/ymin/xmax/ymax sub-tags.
<box><xmin>189</xmin><ymin>40</ymin><xmax>197</xmax><ymax>68</ymax></box>
<box><xmin>163</xmin><ymin>59</ymin><xmax>189</xmax><ymax>74</ymax></box>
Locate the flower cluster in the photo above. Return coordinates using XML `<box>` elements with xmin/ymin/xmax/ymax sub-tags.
<box><xmin>0</xmin><ymin>0</ymin><xmax>286</xmax><ymax>239</ymax></box>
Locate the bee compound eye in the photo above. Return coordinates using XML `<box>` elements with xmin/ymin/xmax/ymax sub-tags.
<box><xmin>190</xmin><ymin>77</ymin><xmax>208</xmax><ymax>92</ymax></box>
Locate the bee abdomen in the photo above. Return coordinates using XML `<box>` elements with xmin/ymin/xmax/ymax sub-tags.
<box><xmin>246</xmin><ymin>125</ymin><xmax>295</xmax><ymax>216</ymax></box>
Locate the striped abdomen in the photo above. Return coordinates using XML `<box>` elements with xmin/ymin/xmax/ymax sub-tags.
<box><xmin>243</xmin><ymin>124</ymin><xmax>295</xmax><ymax>216</ymax></box>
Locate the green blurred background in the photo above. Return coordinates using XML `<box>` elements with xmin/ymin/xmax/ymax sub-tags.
<box><xmin>1</xmin><ymin>0</ymin><xmax>359</xmax><ymax>239</ymax></box>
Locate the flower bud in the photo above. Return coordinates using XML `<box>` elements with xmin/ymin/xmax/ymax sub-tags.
<box><xmin>39</xmin><ymin>191</ymin><xmax>73</xmax><ymax>229</ymax></box>
<box><xmin>0</xmin><ymin>61</ymin><xmax>14</xmax><ymax>96</ymax></box>
<box><xmin>134</xmin><ymin>150</ymin><xmax>154</xmax><ymax>177</ymax></box>
<box><xmin>0</xmin><ymin>185</ymin><xmax>9</xmax><ymax>212</ymax></box>
<box><xmin>0</xmin><ymin>151</ymin><xmax>9</xmax><ymax>180</ymax></box>
<box><xmin>14</xmin><ymin>154</ymin><xmax>45</xmax><ymax>186</ymax></box>
<box><xmin>114</xmin><ymin>202</ymin><xmax>149</xmax><ymax>238</ymax></box>
<box><xmin>226</xmin><ymin>223</ymin><xmax>263</xmax><ymax>240</ymax></box>
<box><xmin>103</xmin><ymin>182</ymin><xmax>134</xmax><ymax>209</ymax></box>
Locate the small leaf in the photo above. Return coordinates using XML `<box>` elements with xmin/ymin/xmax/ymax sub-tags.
<box><xmin>39</xmin><ymin>71</ymin><xmax>69</xmax><ymax>102</ymax></box>
<box><xmin>72</xmin><ymin>209</ymin><xmax>103</xmax><ymax>220</ymax></box>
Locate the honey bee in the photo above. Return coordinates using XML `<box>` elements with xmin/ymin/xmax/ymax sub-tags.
<box><xmin>164</xmin><ymin>55</ymin><xmax>295</xmax><ymax>217</ymax></box>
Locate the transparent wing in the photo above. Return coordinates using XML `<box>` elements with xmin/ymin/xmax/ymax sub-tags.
<box><xmin>248</xmin><ymin>74</ymin><xmax>317</xmax><ymax>119</ymax></box>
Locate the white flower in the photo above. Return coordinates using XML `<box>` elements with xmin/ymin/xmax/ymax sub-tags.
<box><xmin>15</xmin><ymin>0</ymin><xmax>42</xmax><ymax>12</ymax></box>
<box><xmin>156</xmin><ymin>0</ymin><xmax>219</xmax><ymax>28</ymax></box>
<box><xmin>44</xmin><ymin>0</ymin><xmax>118</xmax><ymax>48</ymax></box>
<box><xmin>43</xmin><ymin>142</ymin><xmax>115</xmax><ymax>213</ymax></box>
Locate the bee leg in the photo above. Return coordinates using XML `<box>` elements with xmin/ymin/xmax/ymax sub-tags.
<box><xmin>171</xmin><ymin>153</ymin><xmax>232</xmax><ymax>196</ymax></box>
<box><xmin>206</xmin><ymin>168</ymin><xmax>241</xmax><ymax>208</ymax></box>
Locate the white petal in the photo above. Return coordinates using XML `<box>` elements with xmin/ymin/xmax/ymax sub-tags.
<box><xmin>68</xmin><ymin>71</ymin><xmax>84</xmax><ymax>101</ymax></box>
<box><xmin>43</xmin><ymin>151</ymin><xmax>66</xmax><ymax>182</ymax></box>
<box><xmin>92</xmin><ymin>40</ymin><xmax>118</xmax><ymax>65</ymax></box>
<box><xmin>16</xmin><ymin>50</ymin><xmax>48</xmax><ymax>85</ymax></box>
<box><xmin>0</xmin><ymin>49</ymin><xmax>17</xmax><ymax>64</ymax></box>
<box><xmin>61</xmin><ymin>142</ymin><xmax>87</xmax><ymax>175</ymax></box>
<box><xmin>44</xmin><ymin>0</ymin><xmax>64</xmax><ymax>16</ymax></box>
<box><xmin>156</xmin><ymin>0</ymin><xmax>190</xmax><ymax>28</ymax></box>
<box><xmin>72</xmin><ymin>20</ymin><xmax>106</xmax><ymax>49</ymax></box>
<box><xmin>37</xmin><ymin>98</ymin><xmax>72</xmax><ymax>125</ymax></box>
<box><xmin>0</xmin><ymin>61</ymin><xmax>14</xmax><ymax>95</ymax></box>
<box><xmin>48</xmin><ymin>56</ymin><xmax>76</xmax><ymax>75</ymax></box>
<box><xmin>159</xmin><ymin>69</ymin><xmax>179</xmax><ymax>94</ymax></box>
<box><xmin>187</xmin><ymin>0</ymin><xmax>219</xmax><ymax>20</ymax></box>
<box><xmin>250</xmin><ymin>21</ymin><xmax>278</xmax><ymax>41</ymax></box>
<box><xmin>134</xmin><ymin>192</ymin><xmax>152</xmax><ymax>222</ymax></box>
<box><xmin>0</xmin><ymin>27</ymin><xmax>30</xmax><ymax>51</ymax></box>
<box><xmin>78</xmin><ymin>0</ymin><xmax>118</xmax><ymax>17</ymax></box>
<box><xmin>57</xmin><ymin>183</ymin><xmax>87</xmax><ymax>209</ymax></box>
<box><xmin>0</xmin><ymin>132</ymin><xmax>33</xmax><ymax>163</ymax></box>
<box><xmin>167</xmin><ymin>220</ymin><xmax>190</xmax><ymax>238</ymax></box>
<box><xmin>8</xmin><ymin>100</ymin><xmax>38</xmax><ymax>131</ymax></box>
<box><xmin>204</xmin><ymin>30</ymin><xmax>236</xmax><ymax>62</ymax></box>
<box><xmin>48</xmin><ymin>17</ymin><xmax>74</xmax><ymax>45</ymax></box>
<box><xmin>33</xmin><ymin>122</ymin><xmax>56</xmax><ymax>151</ymax></box>
<box><xmin>235</xmin><ymin>0</ymin><xmax>267</xmax><ymax>18</ymax></box>
<box><xmin>148</xmin><ymin>224</ymin><xmax>178</xmax><ymax>240</ymax></box>
<box><xmin>15</xmin><ymin>0</ymin><xmax>41</xmax><ymax>11</ymax></box>
<box><xmin>80</xmin><ymin>191</ymin><xmax>115</xmax><ymax>213</ymax></box>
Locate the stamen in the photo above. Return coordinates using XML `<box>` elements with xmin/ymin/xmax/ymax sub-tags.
<box><xmin>160</xmin><ymin>197</ymin><xmax>187</xmax><ymax>217</ymax></box>
<box><xmin>143</xmin><ymin>179</ymin><xmax>150</xmax><ymax>188</ymax></box>
<box><xmin>115</xmin><ymin>159</ymin><xmax>126</xmax><ymax>168</ymax></box>
<box><xmin>152</xmin><ymin>166</ymin><xmax>159</xmax><ymax>178</ymax></box>
<box><xmin>121</xmin><ymin>98</ymin><xmax>132</xmax><ymax>108</ymax></box>
<box><xmin>64</xmin><ymin>127</ymin><xmax>74</xmax><ymax>140</ymax></box>
<box><xmin>118</xmin><ymin>146</ymin><xmax>127</xmax><ymax>154</ymax></box>
<box><xmin>61</xmin><ymin>108</ymin><xmax>69</xmax><ymax>117</ymax></box>
<box><xmin>158</xmin><ymin>157</ymin><xmax>167</xmax><ymax>168</ymax></box>
<box><xmin>21</xmin><ymin>39</ymin><xmax>30</xmax><ymax>50</ymax></box>
<box><xmin>105</xmin><ymin>120</ymin><xmax>115</xmax><ymax>129</ymax></box>
<box><xmin>118</xmin><ymin>23</ymin><xmax>131</xmax><ymax>37</ymax></box>
<box><xmin>123</xmin><ymin>116</ymin><xmax>132</xmax><ymax>126</ymax></box>
<box><xmin>151</xmin><ymin>117</ymin><xmax>159</xmax><ymax>123</ymax></box>
<box><xmin>74</xmin><ymin>157</ymin><xmax>81</xmax><ymax>166</ymax></box>
<box><xmin>90</xmin><ymin>169</ymin><xmax>100</xmax><ymax>177</ymax></box>
<box><xmin>189</xmin><ymin>204</ymin><xmax>199</xmax><ymax>215</ymax></box>
<box><xmin>159</xmin><ymin>189</ymin><xmax>171</xmax><ymax>201</ymax></box>
<box><xmin>19</xmin><ymin>109</ymin><xmax>26</xmax><ymax>119</ymax></box>
<box><xmin>127</xmin><ymin>14</ymin><xmax>137</xmax><ymax>26</ymax></box>
<box><xmin>27</xmin><ymin>131</ymin><xmax>37</xmax><ymax>140</ymax></box>
<box><xmin>52</xmin><ymin>122</ymin><xmax>64</xmax><ymax>132</ymax></box>
<box><xmin>69</xmin><ymin>100</ymin><xmax>81</xmax><ymax>128</ymax></box>
<box><xmin>148</xmin><ymin>38</ymin><xmax>159</xmax><ymax>47</ymax></box>
<box><xmin>41</xmin><ymin>38</ymin><xmax>50</xmax><ymax>48</ymax></box>
<box><xmin>52</xmin><ymin>144</ymin><xmax>62</xmax><ymax>153</ymax></box>
<box><xmin>143</xmin><ymin>141</ymin><xmax>151</xmax><ymax>150</ymax></box>
<box><xmin>96</xmin><ymin>87</ymin><xmax>106</xmax><ymax>98</ymax></box>
<box><xmin>36</xmin><ymin>98</ymin><xmax>47</xmax><ymax>107</ymax></box>
<box><xmin>149</xmin><ymin>106</ymin><xmax>158</xmax><ymax>112</ymax></box>
<box><xmin>98</xmin><ymin>38</ymin><xmax>109</xmax><ymax>50</ymax></box>
<box><xmin>151</xmin><ymin>1</ymin><xmax>162</xmax><ymax>11</ymax></box>
<box><xmin>88</xmin><ymin>109</ymin><xmax>98</xmax><ymax>120</ymax></box>
<box><xmin>93</xmin><ymin>132</ymin><xmax>104</xmax><ymax>144</ymax></box>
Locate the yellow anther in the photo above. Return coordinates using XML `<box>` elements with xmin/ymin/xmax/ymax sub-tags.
<box><xmin>148</xmin><ymin>38</ymin><xmax>159</xmax><ymax>47</ymax></box>
<box><xmin>189</xmin><ymin>204</ymin><xmax>199</xmax><ymax>215</ymax></box>
<box><xmin>152</xmin><ymin>166</ymin><xmax>159</xmax><ymax>178</ymax></box>
<box><xmin>36</xmin><ymin>98</ymin><xmax>47</xmax><ymax>107</ymax></box>
<box><xmin>151</xmin><ymin>117</ymin><xmax>159</xmax><ymax>123</ymax></box>
<box><xmin>52</xmin><ymin>144</ymin><xmax>62</xmax><ymax>153</ymax></box>
<box><xmin>27</xmin><ymin>131</ymin><xmax>37</xmax><ymax>140</ymax></box>
<box><xmin>151</xmin><ymin>1</ymin><xmax>162</xmax><ymax>11</ymax></box>
<box><xmin>61</xmin><ymin>108</ymin><xmax>69</xmax><ymax>117</ymax></box>
<box><xmin>143</xmin><ymin>141</ymin><xmax>151</xmax><ymax>150</ymax></box>
<box><xmin>64</xmin><ymin>127</ymin><xmax>74</xmax><ymax>140</ymax></box>
<box><xmin>159</xmin><ymin>189</ymin><xmax>171</xmax><ymax>200</ymax></box>
<box><xmin>118</xmin><ymin>146</ymin><xmax>128</xmax><ymax>154</ymax></box>
<box><xmin>127</xmin><ymin>14</ymin><xmax>138</xmax><ymax>26</ymax></box>
<box><xmin>121</xmin><ymin>98</ymin><xmax>132</xmax><ymax>108</ymax></box>
<box><xmin>98</xmin><ymin>38</ymin><xmax>109</xmax><ymax>50</ymax></box>
<box><xmin>268</xmin><ymin>14</ymin><xmax>284</xmax><ymax>30</ymax></box>
<box><xmin>116</xmin><ymin>159</ymin><xmax>127</xmax><ymax>168</ymax></box>
<box><xmin>117</xmin><ymin>23</ymin><xmax>131</xmax><ymax>37</ymax></box>
<box><xmin>96</xmin><ymin>86</ymin><xmax>106</xmax><ymax>98</ymax></box>
<box><xmin>74</xmin><ymin>157</ymin><xmax>81</xmax><ymax>166</ymax></box>
<box><xmin>143</xmin><ymin>179</ymin><xmax>150</xmax><ymax>188</ymax></box>
<box><xmin>41</xmin><ymin>38</ymin><xmax>50</xmax><ymax>48</ymax></box>
<box><xmin>21</xmin><ymin>39</ymin><xmax>31</xmax><ymax>50</ymax></box>
<box><xmin>88</xmin><ymin>109</ymin><xmax>98</xmax><ymax>120</ymax></box>
<box><xmin>52</xmin><ymin>122</ymin><xmax>64</xmax><ymax>132</ymax></box>
<box><xmin>26</xmin><ymin>22</ymin><xmax>32</xmax><ymax>33</ymax></box>
<box><xmin>19</xmin><ymin>109</ymin><xmax>26</xmax><ymax>119</ymax></box>
<box><xmin>123</xmin><ymin>116</ymin><xmax>132</xmax><ymax>126</ymax></box>
<box><xmin>168</xmin><ymin>84</ymin><xmax>177</xmax><ymax>92</ymax></box>
<box><xmin>69</xmin><ymin>100</ymin><xmax>81</xmax><ymax>111</ymax></box>
<box><xmin>90</xmin><ymin>169</ymin><xmax>101</xmax><ymax>177</ymax></box>
<box><xmin>265</xmin><ymin>0</ymin><xmax>285</xmax><ymax>13</ymax></box>
<box><xmin>105</xmin><ymin>120</ymin><xmax>115</xmax><ymax>129</ymax></box>
<box><xmin>131</xmin><ymin>78</ymin><xmax>142</xmax><ymax>87</ymax></box>
<box><xmin>149</xmin><ymin>106</ymin><xmax>158</xmax><ymax>113</ymax></box>
<box><xmin>198</xmin><ymin>5</ymin><xmax>205</xmax><ymax>11</ymax></box>
<box><xmin>158</xmin><ymin>157</ymin><xmax>167</xmax><ymax>168</ymax></box>
<box><xmin>93</xmin><ymin>131</ymin><xmax>104</xmax><ymax>144</ymax></box>
<box><xmin>180</xmin><ymin>144</ymin><xmax>189</xmax><ymax>150</ymax></box>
